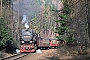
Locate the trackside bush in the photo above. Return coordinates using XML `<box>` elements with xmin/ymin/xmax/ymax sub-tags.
<box><xmin>0</xmin><ymin>18</ymin><xmax>16</xmax><ymax>52</ymax></box>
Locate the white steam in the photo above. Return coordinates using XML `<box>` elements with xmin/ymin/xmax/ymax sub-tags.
<box><xmin>22</xmin><ymin>15</ymin><xmax>27</xmax><ymax>24</ymax></box>
<box><xmin>22</xmin><ymin>15</ymin><xmax>29</xmax><ymax>28</ymax></box>
<box><xmin>25</xmin><ymin>22</ymin><xmax>29</xmax><ymax>28</ymax></box>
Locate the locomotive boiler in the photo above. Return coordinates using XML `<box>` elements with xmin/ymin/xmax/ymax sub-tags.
<box><xmin>20</xmin><ymin>28</ymin><xmax>38</xmax><ymax>52</ymax></box>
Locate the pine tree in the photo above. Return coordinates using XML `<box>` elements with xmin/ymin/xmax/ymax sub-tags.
<box><xmin>54</xmin><ymin>0</ymin><xmax>75</xmax><ymax>44</ymax></box>
<box><xmin>0</xmin><ymin>18</ymin><xmax>13</xmax><ymax>50</ymax></box>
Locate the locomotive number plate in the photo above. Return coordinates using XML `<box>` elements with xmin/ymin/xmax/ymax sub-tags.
<box><xmin>24</xmin><ymin>45</ymin><xmax>30</xmax><ymax>47</ymax></box>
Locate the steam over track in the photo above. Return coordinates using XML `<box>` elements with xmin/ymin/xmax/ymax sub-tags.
<box><xmin>1</xmin><ymin>53</ymin><xmax>29</xmax><ymax>60</ymax></box>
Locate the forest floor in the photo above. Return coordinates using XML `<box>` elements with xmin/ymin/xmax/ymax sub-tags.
<box><xmin>0</xmin><ymin>47</ymin><xmax>90</xmax><ymax>60</ymax></box>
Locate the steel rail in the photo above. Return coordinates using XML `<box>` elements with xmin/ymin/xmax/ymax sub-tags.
<box><xmin>1</xmin><ymin>53</ymin><xmax>29</xmax><ymax>60</ymax></box>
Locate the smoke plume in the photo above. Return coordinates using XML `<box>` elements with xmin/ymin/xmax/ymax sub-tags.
<box><xmin>22</xmin><ymin>15</ymin><xmax>29</xmax><ymax>28</ymax></box>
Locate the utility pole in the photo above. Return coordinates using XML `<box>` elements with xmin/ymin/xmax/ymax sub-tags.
<box><xmin>1</xmin><ymin>0</ymin><xmax>2</xmax><ymax>18</ymax></box>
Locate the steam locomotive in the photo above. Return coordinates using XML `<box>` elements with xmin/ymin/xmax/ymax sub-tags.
<box><xmin>19</xmin><ymin>28</ymin><xmax>60</xmax><ymax>53</ymax></box>
<box><xmin>20</xmin><ymin>28</ymin><xmax>38</xmax><ymax>52</ymax></box>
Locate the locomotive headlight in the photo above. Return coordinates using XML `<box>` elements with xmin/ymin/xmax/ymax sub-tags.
<box><xmin>22</xmin><ymin>41</ymin><xmax>24</xmax><ymax>43</ymax></box>
<box><xmin>30</xmin><ymin>41</ymin><xmax>33</xmax><ymax>43</ymax></box>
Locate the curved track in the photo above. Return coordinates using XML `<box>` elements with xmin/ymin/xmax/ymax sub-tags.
<box><xmin>1</xmin><ymin>53</ymin><xmax>29</xmax><ymax>60</ymax></box>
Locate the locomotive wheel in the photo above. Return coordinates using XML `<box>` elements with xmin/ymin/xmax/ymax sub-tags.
<box><xmin>54</xmin><ymin>46</ymin><xmax>58</xmax><ymax>49</ymax></box>
<box><xmin>55</xmin><ymin>46</ymin><xmax>58</xmax><ymax>48</ymax></box>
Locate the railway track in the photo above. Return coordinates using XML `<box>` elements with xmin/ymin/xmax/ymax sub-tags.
<box><xmin>1</xmin><ymin>53</ymin><xmax>29</xmax><ymax>60</ymax></box>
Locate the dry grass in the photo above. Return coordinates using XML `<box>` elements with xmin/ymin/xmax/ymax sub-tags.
<box><xmin>57</xmin><ymin>46</ymin><xmax>90</xmax><ymax>60</ymax></box>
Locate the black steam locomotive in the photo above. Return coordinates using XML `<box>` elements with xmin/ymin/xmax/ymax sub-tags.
<box><xmin>20</xmin><ymin>28</ymin><xmax>38</xmax><ymax>52</ymax></box>
<box><xmin>19</xmin><ymin>28</ymin><xmax>61</xmax><ymax>53</ymax></box>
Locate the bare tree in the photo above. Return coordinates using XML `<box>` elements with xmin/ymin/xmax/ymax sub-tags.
<box><xmin>0</xmin><ymin>0</ymin><xmax>2</xmax><ymax>17</ymax></box>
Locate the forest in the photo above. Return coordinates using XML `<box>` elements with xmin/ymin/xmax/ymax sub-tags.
<box><xmin>0</xmin><ymin>0</ymin><xmax>90</xmax><ymax>60</ymax></box>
